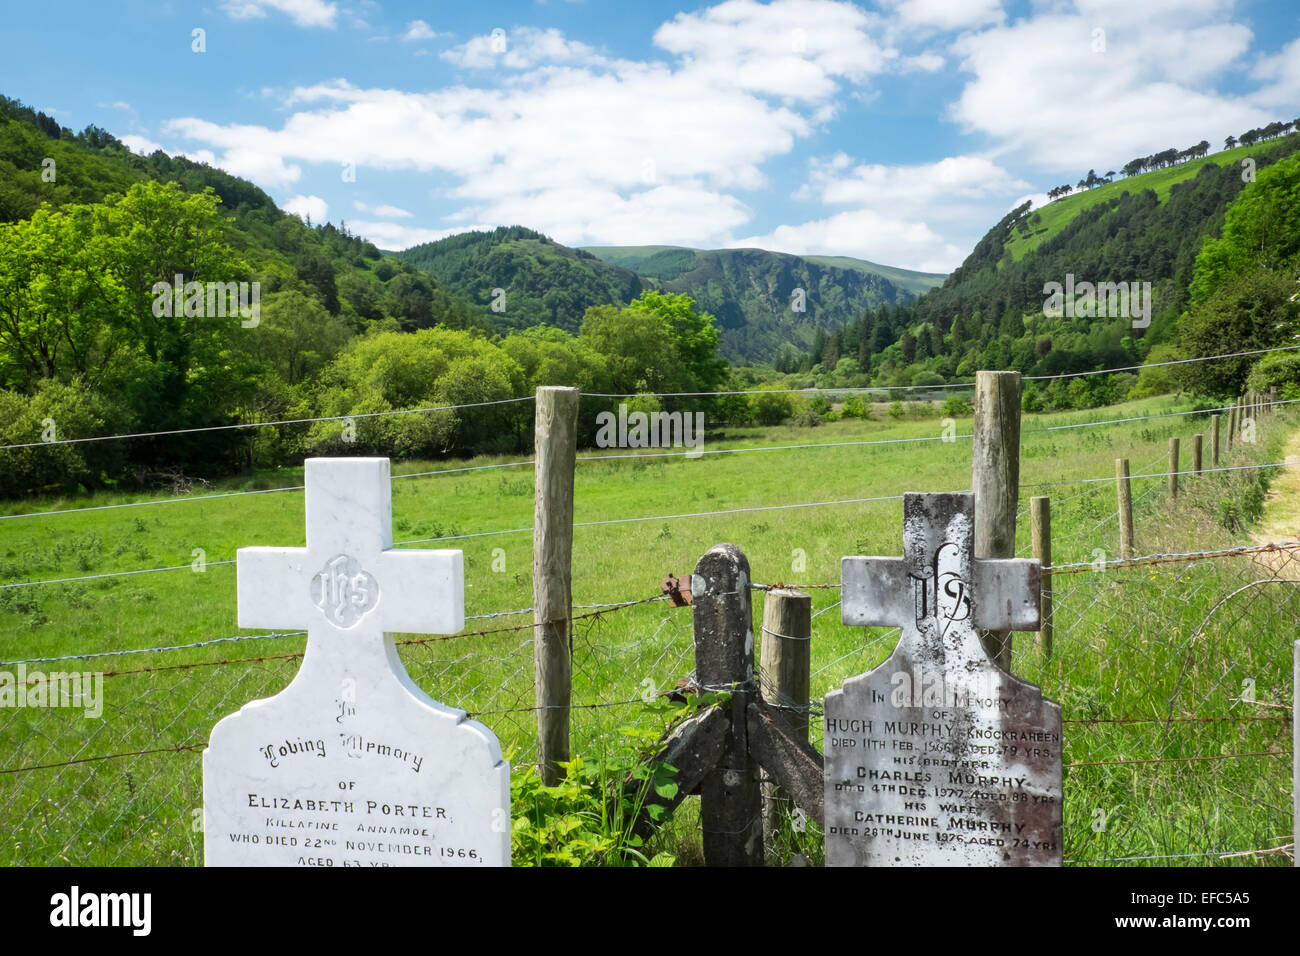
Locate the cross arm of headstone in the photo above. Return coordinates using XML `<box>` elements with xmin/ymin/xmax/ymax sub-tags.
<box><xmin>237</xmin><ymin>546</ymin><xmax>463</xmax><ymax>633</ymax></box>
<box><xmin>235</xmin><ymin>457</ymin><xmax>463</xmax><ymax>635</ymax></box>
<box><xmin>841</xmin><ymin>556</ymin><xmax>1040</xmax><ymax>631</ymax></box>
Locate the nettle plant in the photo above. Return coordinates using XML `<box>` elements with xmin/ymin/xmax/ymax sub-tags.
<box><xmin>510</xmin><ymin>730</ymin><xmax>678</xmax><ymax>867</ymax></box>
<box><xmin>510</xmin><ymin>695</ymin><xmax>726</xmax><ymax>866</ymax></box>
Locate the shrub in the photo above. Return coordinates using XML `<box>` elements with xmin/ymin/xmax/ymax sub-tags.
<box><xmin>941</xmin><ymin>395</ymin><xmax>972</xmax><ymax>417</ymax></box>
<box><xmin>748</xmin><ymin>388</ymin><xmax>795</xmax><ymax>426</ymax></box>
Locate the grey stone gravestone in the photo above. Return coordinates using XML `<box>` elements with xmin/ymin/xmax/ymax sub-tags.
<box><xmin>203</xmin><ymin>457</ymin><xmax>510</xmax><ymax>867</ymax></box>
<box><xmin>825</xmin><ymin>491</ymin><xmax>1062</xmax><ymax>866</ymax></box>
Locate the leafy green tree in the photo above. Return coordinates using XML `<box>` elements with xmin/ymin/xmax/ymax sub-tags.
<box><xmin>309</xmin><ymin>328</ymin><xmax>526</xmax><ymax>458</ymax></box>
<box><xmin>0</xmin><ymin>204</ymin><xmax>126</xmax><ymax>387</ymax></box>
<box><xmin>623</xmin><ymin>291</ymin><xmax>727</xmax><ymax>393</ymax></box>
<box><xmin>1190</xmin><ymin>152</ymin><xmax>1300</xmax><ymax>305</ymax></box>
<box><xmin>245</xmin><ymin>290</ymin><xmax>353</xmax><ymax>385</ymax></box>
<box><xmin>578</xmin><ymin>304</ymin><xmax>681</xmax><ymax>393</ymax></box>
<box><xmin>0</xmin><ymin>379</ymin><xmax>126</xmax><ymax>496</ymax></box>
<box><xmin>841</xmin><ymin>395</ymin><xmax>868</xmax><ymax>418</ymax></box>
<box><xmin>500</xmin><ymin>326</ymin><xmax>610</xmax><ymax>393</ymax></box>
<box><xmin>1172</xmin><ymin>269</ymin><xmax>1300</xmax><ymax>397</ymax></box>
<box><xmin>1246</xmin><ymin>351</ymin><xmax>1300</xmax><ymax>396</ymax></box>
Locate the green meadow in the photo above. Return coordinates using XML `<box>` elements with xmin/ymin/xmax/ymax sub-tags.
<box><xmin>0</xmin><ymin>394</ymin><xmax>1295</xmax><ymax>865</ymax></box>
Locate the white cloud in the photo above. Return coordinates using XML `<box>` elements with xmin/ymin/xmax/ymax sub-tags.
<box><xmin>652</xmin><ymin>0</ymin><xmax>894</xmax><ymax>102</ymax></box>
<box><xmin>732</xmin><ymin>208</ymin><xmax>962</xmax><ymax>274</ymax></box>
<box><xmin>1251</xmin><ymin>35</ymin><xmax>1300</xmax><ymax>113</ymax></box>
<box><xmin>220</xmin><ymin>0</ymin><xmax>338</xmax><ymax>28</ymax></box>
<box><xmin>441</xmin><ymin>26</ymin><xmax>607</xmax><ymax>69</ymax></box>
<box><xmin>349</xmin><ymin>220</ymin><xmax>489</xmax><ymax>250</ymax></box>
<box><xmin>353</xmin><ymin>200</ymin><xmax>413</xmax><ymax>218</ymax></box>
<box><xmin>879</xmin><ymin>0</ymin><xmax>1003</xmax><ymax>32</ymax></box>
<box><xmin>167</xmin><ymin>58</ymin><xmax>810</xmax><ymax>242</ymax></box>
<box><xmin>948</xmin><ymin>3</ymin><xmax>1268</xmax><ymax>173</ymax></box>
<box><xmin>179</xmin><ymin>148</ymin><xmax>219</xmax><ymax>166</ymax></box>
<box><xmin>402</xmin><ymin>19</ymin><xmax>441</xmax><ymax>42</ymax></box>
<box><xmin>283</xmin><ymin>194</ymin><xmax>329</xmax><ymax>222</ymax></box>
<box><xmin>120</xmin><ymin>134</ymin><xmax>163</xmax><ymax>155</ymax></box>
<box><xmin>750</xmin><ymin>152</ymin><xmax>1030</xmax><ymax>270</ymax></box>
<box><xmin>166</xmin><ymin>1</ymin><xmax>905</xmax><ymax>252</ymax></box>
<box><xmin>801</xmin><ymin>152</ymin><xmax>1029</xmax><ymax>211</ymax></box>
<box><xmin>164</xmin><ymin>117</ymin><xmax>305</xmax><ymax>186</ymax></box>
<box><xmin>453</xmin><ymin>183</ymin><xmax>753</xmax><ymax>249</ymax></box>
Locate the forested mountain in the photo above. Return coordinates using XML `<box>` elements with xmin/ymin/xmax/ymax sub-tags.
<box><xmin>586</xmin><ymin>245</ymin><xmax>945</xmax><ymax>298</ymax></box>
<box><xmin>394</xmin><ymin>233</ymin><xmax>943</xmax><ymax>363</ymax></box>
<box><xmin>582</xmin><ymin>246</ymin><xmax>944</xmax><ymax>362</ymax></box>
<box><xmin>0</xmin><ymin>95</ymin><xmax>483</xmax><ymax>338</ymax></box>
<box><xmin>393</xmin><ymin>228</ymin><xmax>646</xmax><ymax>335</ymax></box>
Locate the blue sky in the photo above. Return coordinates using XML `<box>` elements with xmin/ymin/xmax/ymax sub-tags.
<box><xmin>2</xmin><ymin>0</ymin><xmax>1298</xmax><ymax>272</ymax></box>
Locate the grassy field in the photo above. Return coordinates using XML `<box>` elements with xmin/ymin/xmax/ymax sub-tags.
<box><xmin>0</xmin><ymin>393</ymin><xmax>1295</xmax><ymax>865</ymax></box>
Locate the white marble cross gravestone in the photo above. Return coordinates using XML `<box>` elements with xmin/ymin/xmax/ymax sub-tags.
<box><xmin>824</xmin><ymin>492</ymin><xmax>1062</xmax><ymax>867</ymax></box>
<box><xmin>203</xmin><ymin>457</ymin><xmax>510</xmax><ymax>867</ymax></box>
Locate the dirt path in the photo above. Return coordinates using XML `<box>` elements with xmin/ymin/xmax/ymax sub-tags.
<box><xmin>1252</xmin><ymin>426</ymin><xmax>1300</xmax><ymax>545</ymax></box>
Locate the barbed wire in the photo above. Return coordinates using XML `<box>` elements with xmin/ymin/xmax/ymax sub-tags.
<box><xmin>0</xmin><ymin>595</ymin><xmax>667</xmax><ymax>680</ymax></box>
<box><xmin>0</xmin><ymin>599</ymin><xmax>657</xmax><ymax>666</ymax></box>
<box><xmin>1045</xmin><ymin>541</ymin><xmax>1300</xmax><ymax>574</ymax></box>
<box><xmin>1063</xmin><ymin>848</ymin><xmax>1286</xmax><ymax>864</ymax></box>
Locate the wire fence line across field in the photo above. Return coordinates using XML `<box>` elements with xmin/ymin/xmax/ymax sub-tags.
<box><xmin>0</xmin><ymin>395</ymin><xmax>538</xmax><ymax>452</ymax></box>
<box><xmin>583</xmin><ymin>345</ymin><xmax>1300</xmax><ymax>398</ymax></box>
<box><xmin>6</xmin><ymin>448</ymin><xmax>1267</xmax><ymax>590</ymax></box>
<box><xmin>4</xmin><ymin>389</ymin><xmax>1287</xmax><ymax>526</ymax></box>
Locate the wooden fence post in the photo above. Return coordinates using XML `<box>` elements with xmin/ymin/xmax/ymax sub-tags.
<box><xmin>759</xmin><ymin>588</ymin><xmax>811</xmax><ymax>844</ymax></box>
<box><xmin>1168</xmin><ymin>437</ymin><xmax>1180</xmax><ymax>499</ymax></box>
<box><xmin>693</xmin><ymin>544</ymin><xmax>763</xmax><ymax>866</ymax></box>
<box><xmin>972</xmin><ymin>370</ymin><xmax>1021</xmax><ymax>670</ymax></box>
<box><xmin>1211</xmin><ymin>413</ymin><xmax>1221</xmax><ymax>467</ymax></box>
<box><xmin>1193</xmin><ymin>434</ymin><xmax>1203</xmax><ymax>476</ymax></box>
<box><xmin>1031</xmin><ymin>496</ymin><xmax>1052</xmax><ymax>660</ymax></box>
<box><xmin>1227</xmin><ymin>404</ymin><xmax>1237</xmax><ymax>451</ymax></box>
<box><xmin>1116</xmin><ymin>458</ymin><xmax>1134</xmax><ymax>558</ymax></box>
<box><xmin>533</xmin><ymin>386</ymin><xmax>578</xmax><ymax>785</ymax></box>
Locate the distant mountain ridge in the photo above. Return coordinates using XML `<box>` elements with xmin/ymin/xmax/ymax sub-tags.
<box><xmin>585</xmin><ymin>245</ymin><xmax>944</xmax><ymax>362</ymax></box>
<box><xmin>583</xmin><ymin>245</ymin><xmax>946</xmax><ymax>298</ymax></box>
<box><xmin>395</xmin><ymin>231</ymin><xmax>946</xmax><ymax>362</ymax></box>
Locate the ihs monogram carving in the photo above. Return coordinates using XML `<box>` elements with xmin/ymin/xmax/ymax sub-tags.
<box><xmin>310</xmin><ymin>553</ymin><xmax>379</xmax><ymax>628</ymax></box>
